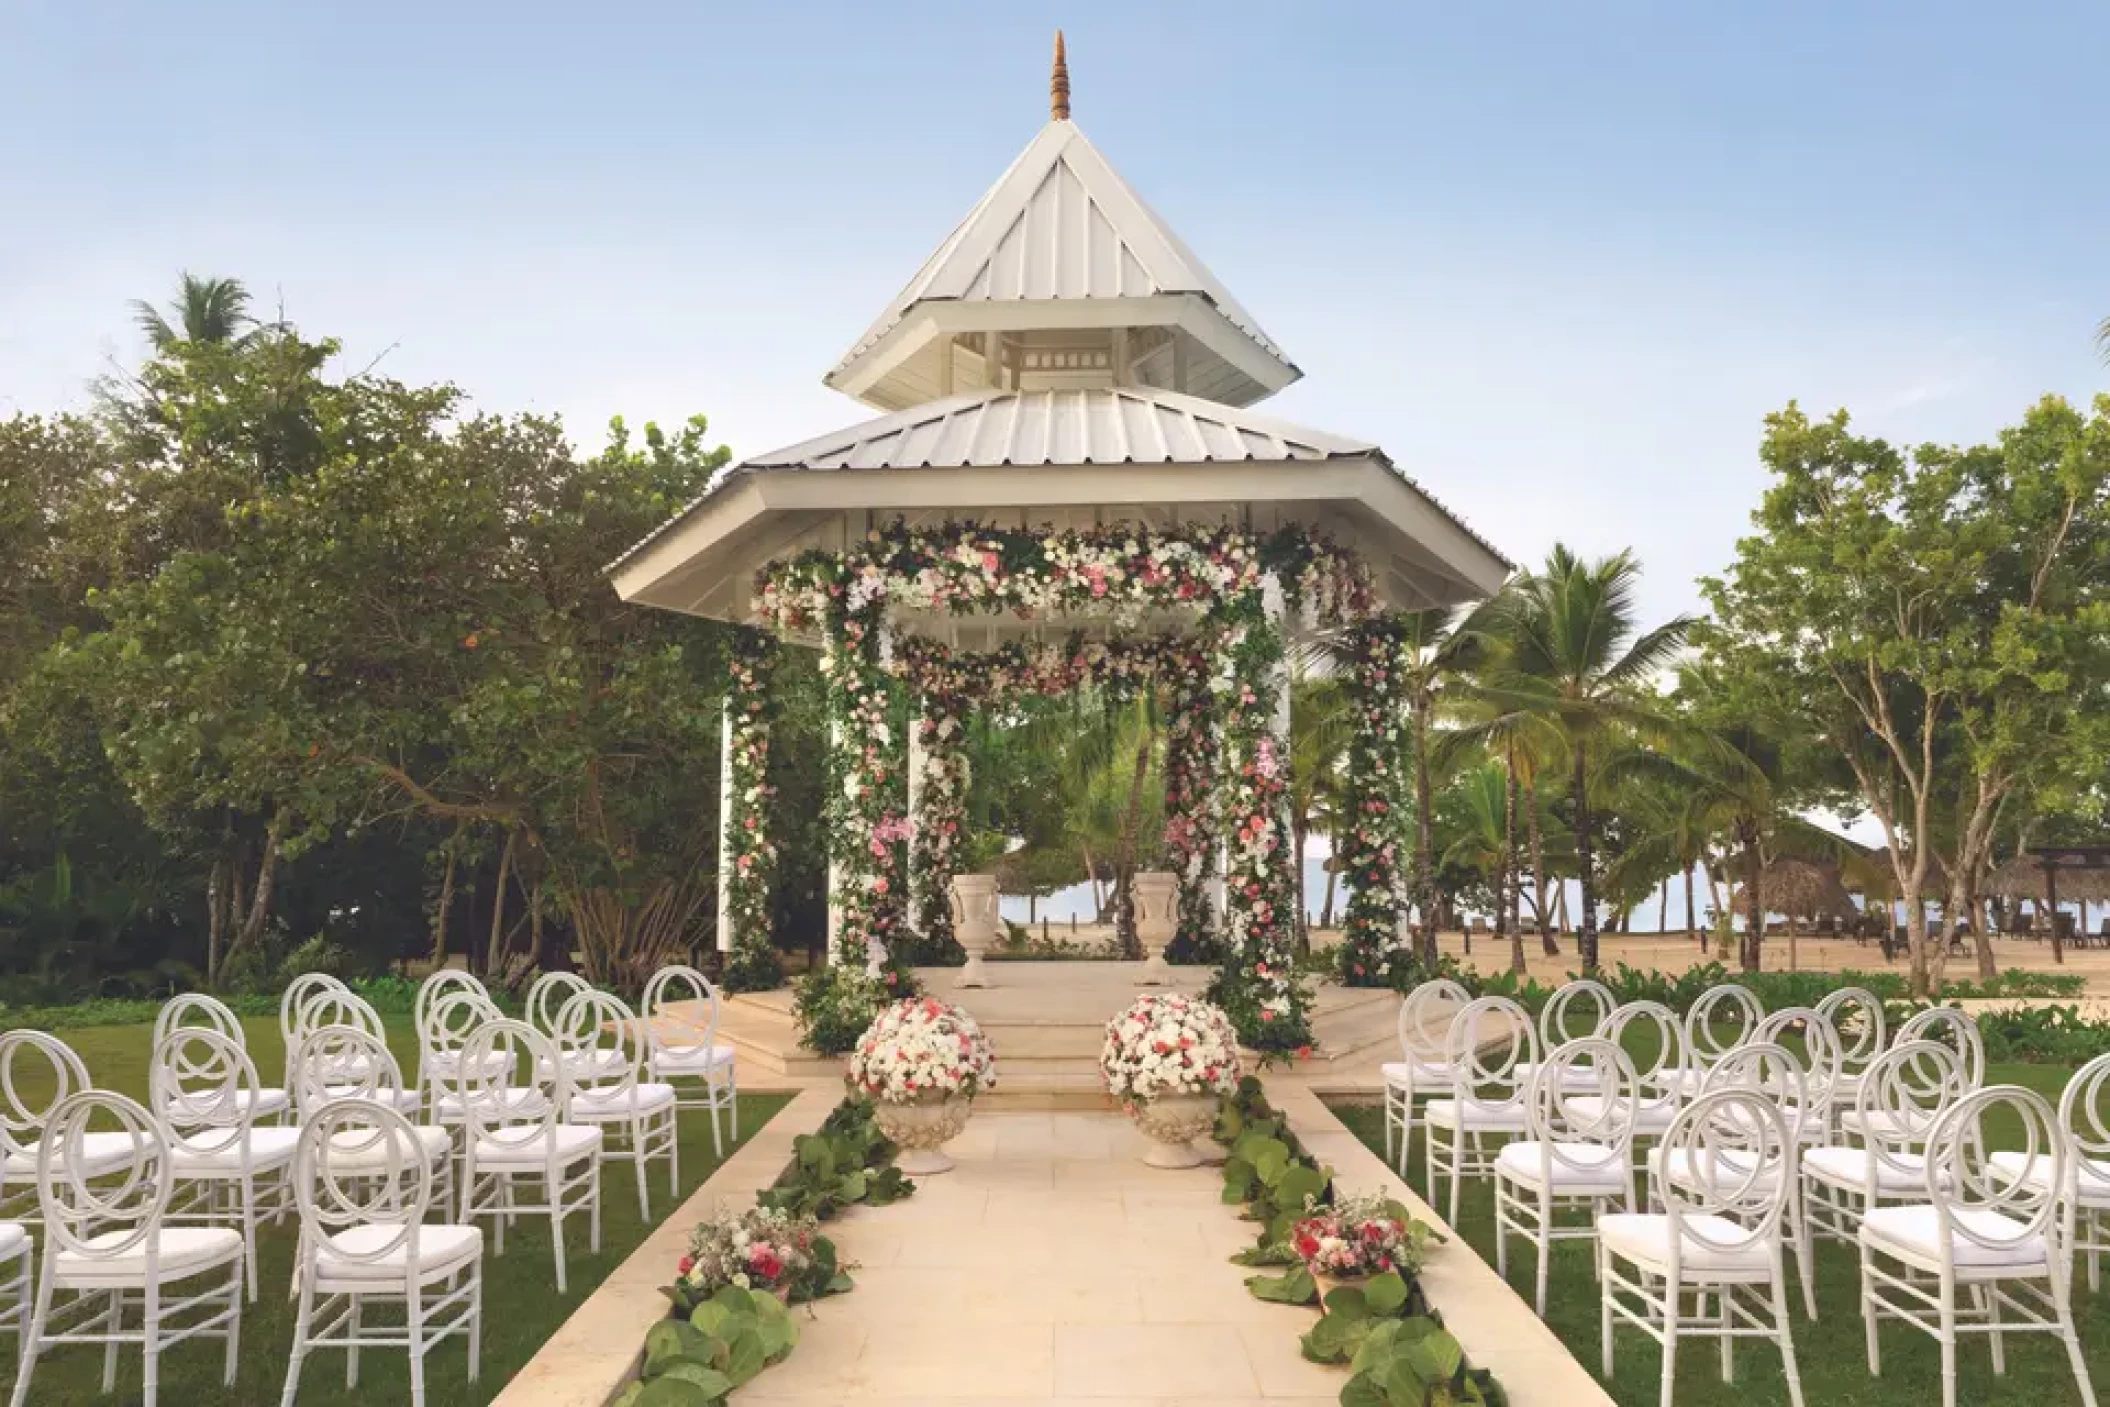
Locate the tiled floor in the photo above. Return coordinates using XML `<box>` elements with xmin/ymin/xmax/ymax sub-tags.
<box><xmin>735</xmin><ymin>1110</ymin><xmax>1346</xmax><ymax>1404</ymax></box>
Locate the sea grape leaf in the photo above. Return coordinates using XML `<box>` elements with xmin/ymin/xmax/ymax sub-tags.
<box><xmin>644</xmin><ymin>1321</ymin><xmax>709</xmax><ymax>1376</ymax></box>
<box><xmin>658</xmin><ymin>1360</ymin><xmax>734</xmax><ymax>1398</ymax></box>
<box><xmin>1363</xmin><ymin>1271</ymin><xmax>1410</xmax><ymax>1318</ymax></box>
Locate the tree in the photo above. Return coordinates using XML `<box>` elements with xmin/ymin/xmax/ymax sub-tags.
<box><xmin>130</xmin><ymin>273</ymin><xmax>256</xmax><ymax>350</ymax></box>
<box><xmin>1438</xmin><ymin>761</ymin><xmax>1524</xmax><ymax>972</ymax></box>
<box><xmin>1701</xmin><ymin>399</ymin><xmax>2110</xmax><ymax>995</ymax></box>
<box><xmin>1288</xmin><ymin>671</ymin><xmax>1351</xmax><ymax>948</ymax></box>
<box><xmin>1396</xmin><ymin>607</ymin><xmax>1493</xmax><ymax>959</ymax></box>
<box><xmin>1494</xmin><ymin>546</ymin><xmax>1694</xmax><ymax>973</ymax></box>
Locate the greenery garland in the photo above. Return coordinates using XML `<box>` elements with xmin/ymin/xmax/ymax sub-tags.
<box><xmin>1335</xmin><ymin>616</ymin><xmax>1417</xmax><ymax>988</ymax></box>
<box><xmin>1163</xmin><ymin>671</ymin><xmax>1225</xmax><ymax>963</ymax></box>
<box><xmin>720</xmin><ymin>630</ymin><xmax>783</xmax><ymax>993</ymax></box>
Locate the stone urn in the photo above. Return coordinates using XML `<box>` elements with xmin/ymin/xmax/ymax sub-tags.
<box><xmin>872</xmin><ymin>1093</ymin><xmax>973</xmax><ymax>1175</ymax></box>
<box><xmin>949</xmin><ymin>873</ymin><xmax>1000</xmax><ymax>988</ymax></box>
<box><xmin>1131</xmin><ymin>1092</ymin><xmax>1219</xmax><ymax>1170</ymax></box>
<box><xmin>1133</xmin><ymin>870</ymin><xmax>1179</xmax><ymax>985</ymax></box>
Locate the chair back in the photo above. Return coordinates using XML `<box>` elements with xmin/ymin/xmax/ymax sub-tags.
<box><xmin>152</xmin><ymin>991</ymin><xmax>245</xmax><ymax>1055</ymax></box>
<box><xmin>457</xmin><ymin>1020</ymin><xmax>563</xmax><ymax>1156</ymax></box>
<box><xmin>1528</xmin><ymin>1037</ymin><xmax>1639</xmax><ymax>1176</ymax></box>
<box><xmin>278</xmin><ymin>973</ymin><xmax>351</xmax><ymax>1064</ymax></box>
<box><xmin>1656</xmin><ymin>1089</ymin><xmax>1792</xmax><ymax>1262</ymax></box>
<box><xmin>1399</xmin><ymin>978</ymin><xmax>1471</xmax><ymax>1067</ymax></box>
<box><xmin>0</xmin><ymin>1031</ymin><xmax>93</xmax><ymax>1171</ymax></box>
<box><xmin>527</xmin><ymin>971</ymin><xmax>594</xmax><ymax>1039</ymax></box>
<box><xmin>285</xmin><ymin>987</ymin><xmax>386</xmax><ymax>1088</ymax></box>
<box><xmin>1539</xmin><ymin>979</ymin><xmax>1614</xmax><ymax>1050</ymax></box>
<box><xmin>2056</xmin><ymin>1052</ymin><xmax>2110</xmax><ymax>1191</ymax></box>
<box><xmin>1754</xmin><ymin>1005</ymin><xmax>1843</xmax><ymax>1116</ymax></box>
<box><xmin>1928</xmin><ymin>1085</ymin><xmax>2065</xmax><ymax>1258</ymax></box>
<box><xmin>420</xmin><ymin>988</ymin><xmax>500</xmax><ymax>1074</ymax></box>
<box><xmin>1897</xmin><ymin>1005</ymin><xmax>1985</xmax><ymax>1090</ymax></box>
<box><xmin>1683</xmin><ymin>983</ymin><xmax>1763</xmax><ymax>1070</ymax></box>
<box><xmin>37</xmin><ymin>1091</ymin><xmax>171</xmax><ymax>1265</ymax></box>
<box><xmin>150</xmin><ymin>1026</ymin><xmax>266</xmax><ymax>1156</ymax></box>
<box><xmin>289</xmin><ymin>1026</ymin><xmax>408</xmax><ymax>1120</ymax></box>
<box><xmin>293</xmin><ymin>1100</ymin><xmax>436</xmax><ymax>1278</ymax></box>
<box><xmin>1852</xmin><ymin>1039</ymin><xmax>1964</xmax><ymax>1176</ymax></box>
<box><xmin>1441</xmin><ymin>996</ymin><xmax>1539</xmax><ymax>1106</ymax></box>
<box><xmin>641</xmin><ymin>964</ymin><xmax>720</xmax><ymax>1063</ymax></box>
<box><xmin>413</xmin><ymin>968</ymin><xmax>489</xmax><ymax>1041</ymax></box>
<box><xmin>1815</xmin><ymin>986</ymin><xmax>1886</xmax><ymax>1081</ymax></box>
<box><xmin>1601</xmin><ymin>1001</ymin><xmax>1687</xmax><ymax>1102</ymax></box>
<box><xmin>1702</xmin><ymin>1041</ymin><xmax>1812</xmax><ymax>1142</ymax></box>
<box><xmin>554</xmin><ymin>990</ymin><xmax>648</xmax><ymax>1106</ymax></box>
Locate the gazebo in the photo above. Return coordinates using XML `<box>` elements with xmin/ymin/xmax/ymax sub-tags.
<box><xmin>608</xmin><ymin>38</ymin><xmax>1510</xmax><ymax>1048</ymax></box>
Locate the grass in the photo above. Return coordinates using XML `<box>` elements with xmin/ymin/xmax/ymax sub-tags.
<box><xmin>1326</xmin><ymin>1058</ymin><xmax>2110</xmax><ymax>1407</ymax></box>
<box><xmin>0</xmin><ymin>1015</ymin><xmax>791</xmax><ymax>1407</ymax></box>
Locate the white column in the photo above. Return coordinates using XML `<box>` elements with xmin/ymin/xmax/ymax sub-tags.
<box><xmin>716</xmin><ymin>697</ymin><xmax>734</xmax><ymax>952</ymax></box>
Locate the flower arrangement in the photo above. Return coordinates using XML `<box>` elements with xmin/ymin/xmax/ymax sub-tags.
<box><xmin>849</xmin><ymin>997</ymin><xmax>997</xmax><ymax>1104</ymax></box>
<box><xmin>1101</xmin><ymin>992</ymin><xmax>1241</xmax><ymax>1106</ymax></box>
<box><xmin>676</xmin><ymin>1204</ymin><xmax>832</xmax><ymax>1302</ymax></box>
<box><xmin>721</xmin><ymin>629</ymin><xmax>784</xmax><ymax>992</ymax></box>
<box><xmin>1291</xmin><ymin>1192</ymin><xmax>1432</xmax><ymax>1283</ymax></box>
<box><xmin>1334</xmin><ymin>617</ymin><xmax>1416</xmax><ymax>990</ymax></box>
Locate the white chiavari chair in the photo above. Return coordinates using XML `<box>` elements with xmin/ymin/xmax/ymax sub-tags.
<box><xmin>1573</xmin><ymin>1002</ymin><xmax>1688</xmax><ymax>1161</ymax></box>
<box><xmin>149</xmin><ymin>1028</ymin><xmax>299</xmax><ymax>1301</ymax></box>
<box><xmin>453</xmin><ymin>1020</ymin><xmax>602</xmax><ymax>1292</ymax></box>
<box><xmin>7</xmin><ymin>1092</ymin><xmax>243</xmax><ymax>1407</ymax></box>
<box><xmin>154</xmin><ymin>992</ymin><xmax>292</xmax><ymax>1127</ymax></box>
<box><xmin>1424</xmin><ymin>995</ymin><xmax>1537</xmax><ymax>1226</ymax></box>
<box><xmin>554</xmin><ymin>990</ymin><xmax>679</xmax><ymax>1218</ymax></box>
<box><xmin>289</xmin><ymin>1028</ymin><xmax>454</xmax><ymax>1214</ymax></box>
<box><xmin>1858</xmin><ymin>1085</ymin><xmax>2095</xmax><ymax>1407</ymax></box>
<box><xmin>1511</xmin><ymin>979</ymin><xmax>1616</xmax><ymax>1097</ymax></box>
<box><xmin>642</xmin><ymin>965</ymin><xmax>739</xmax><ymax>1156</ymax></box>
<box><xmin>1803</xmin><ymin>1039</ymin><xmax>1961</xmax><ymax>1246</ymax></box>
<box><xmin>1671</xmin><ymin>983</ymin><xmax>1764</xmax><ymax>1096</ymax></box>
<box><xmin>284</xmin><ymin>987</ymin><xmax>396</xmax><ymax>1097</ymax></box>
<box><xmin>1495</xmin><ymin>1036</ymin><xmax>1638</xmax><ymax>1315</ymax></box>
<box><xmin>1672</xmin><ymin>1041</ymin><xmax>1820</xmax><ymax>1317</ymax></box>
<box><xmin>417</xmin><ymin>987</ymin><xmax>504</xmax><ymax>1122</ymax></box>
<box><xmin>281</xmin><ymin>1100</ymin><xmax>482</xmax><ymax>1407</ymax></box>
<box><xmin>1601</xmin><ymin>1088</ymin><xmax>1805</xmax><ymax>1407</ymax></box>
<box><xmin>0</xmin><ymin>1031</ymin><xmax>133</xmax><ymax>1224</ymax></box>
<box><xmin>277</xmin><ymin>974</ymin><xmax>350</xmax><ymax>1087</ymax></box>
<box><xmin>1990</xmin><ymin>1051</ymin><xmax>2110</xmax><ymax>1293</ymax></box>
<box><xmin>1894</xmin><ymin>1005</ymin><xmax>1985</xmax><ymax>1092</ymax></box>
<box><xmin>1815</xmin><ymin>985</ymin><xmax>1886</xmax><ymax>1116</ymax></box>
<box><xmin>1382</xmin><ymin>978</ymin><xmax>1469</xmax><ymax>1176</ymax></box>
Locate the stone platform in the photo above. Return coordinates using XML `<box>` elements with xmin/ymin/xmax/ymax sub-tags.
<box><xmin>706</xmin><ymin>962</ymin><xmax>1403</xmax><ymax>1106</ymax></box>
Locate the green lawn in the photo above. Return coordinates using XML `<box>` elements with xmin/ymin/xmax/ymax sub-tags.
<box><xmin>0</xmin><ymin>1015</ymin><xmax>790</xmax><ymax>1407</ymax></box>
<box><xmin>1328</xmin><ymin>1060</ymin><xmax>2110</xmax><ymax>1407</ymax></box>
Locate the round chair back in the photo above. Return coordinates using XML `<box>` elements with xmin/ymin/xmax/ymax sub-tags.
<box><xmin>1684</xmin><ymin>983</ymin><xmax>1763</xmax><ymax>1070</ymax></box>
<box><xmin>278</xmin><ymin>973</ymin><xmax>351</xmax><ymax>1063</ymax></box>
<box><xmin>37</xmin><ymin>1091</ymin><xmax>171</xmax><ymax>1263</ymax></box>
<box><xmin>1529</xmin><ymin>1036</ymin><xmax>1640</xmax><ymax>1169</ymax></box>
<box><xmin>1400</xmin><ymin>978</ymin><xmax>1471</xmax><ymax>1067</ymax></box>
<box><xmin>150</xmin><ymin>1026</ymin><xmax>267</xmax><ymax>1158</ymax></box>
<box><xmin>2056</xmin><ymin>1052</ymin><xmax>2110</xmax><ymax>1197</ymax></box>
<box><xmin>294</xmin><ymin>1100</ymin><xmax>435</xmax><ymax>1273</ymax></box>
<box><xmin>152</xmin><ymin>991</ymin><xmax>245</xmax><ymax>1055</ymax></box>
<box><xmin>290</xmin><ymin>1025</ymin><xmax>407</xmax><ymax>1120</ymax></box>
<box><xmin>1855</xmin><ymin>1039</ymin><xmax>1964</xmax><ymax>1172</ymax></box>
<box><xmin>1754</xmin><ymin>1005</ymin><xmax>1844</xmax><ymax>1115</ymax></box>
<box><xmin>1600</xmin><ymin>1001</ymin><xmax>1688</xmax><ymax>1101</ymax></box>
<box><xmin>1815</xmin><ymin>986</ymin><xmax>1886</xmax><ymax>1081</ymax></box>
<box><xmin>420</xmin><ymin>988</ymin><xmax>500</xmax><ymax>1073</ymax></box>
<box><xmin>641</xmin><ymin>964</ymin><xmax>720</xmax><ymax>1063</ymax></box>
<box><xmin>1441</xmin><ymin>995</ymin><xmax>1539</xmax><ymax>1103</ymax></box>
<box><xmin>457</xmin><ymin>1020</ymin><xmax>563</xmax><ymax>1154</ymax></box>
<box><xmin>0</xmin><ymin>1031</ymin><xmax>93</xmax><ymax>1171</ymax></box>
<box><xmin>1656</xmin><ymin>1088</ymin><xmax>1793</xmax><ymax>1259</ymax></box>
<box><xmin>1702</xmin><ymin>1040</ymin><xmax>1813</xmax><ymax>1140</ymax></box>
<box><xmin>553</xmin><ymin>989</ymin><xmax>647</xmax><ymax>1101</ymax></box>
<box><xmin>1928</xmin><ymin>1085</ymin><xmax>2064</xmax><ymax>1257</ymax></box>
<box><xmin>527</xmin><ymin>971</ymin><xmax>594</xmax><ymax>1038</ymax></box>
<box><xmin>1897</xmin><ymin>1006</ymin><xmax>1985</xmax><ymax>1091</ymax></box>
<box><xmin>1540</xmin><ymin>979</ymin><xmax>1615</xmax><ymax>1050</ymax></box>
<box><xmin>413</xmin><ymin>968</ymin><xmax>489</xmax><ymax>1041</ymax></box>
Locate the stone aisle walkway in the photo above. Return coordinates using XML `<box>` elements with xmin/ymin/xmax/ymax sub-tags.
<box><xmin>739</xmin><ymin>1110</ymin><xmax>1343</xmax><ymax>1405</ymax></box>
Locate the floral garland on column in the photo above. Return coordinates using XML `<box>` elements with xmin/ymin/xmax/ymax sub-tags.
<box><xmin>1161</xmin><ymin>669</ymin><xmax>1224</xmax><ymax>963</ymax></box>
<box><xmin>720</xmin><ymin>629</ymin><xmax>783</xmax><ymax>993</ymax></box>
<box><xmin>1334</xmin><ymin>616</ymin><xmax>1417</xmax><ymax>989</ymax></box>
<box><xmin>1206</xmin><ymin>583</ymin><xmax>1312</xmax><ymax>1050</ymax></box>
<box><xmin>907</xmin><ymin>690</ymin><xmax>969</xmax><ymax>959</ymax></box>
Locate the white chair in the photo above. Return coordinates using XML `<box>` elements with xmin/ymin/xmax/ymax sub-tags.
<box><xmin>412</xmin><ymin>968</ymin><xmax>488</xmax><ymax>1037</ymax></box>
<box><xmin>1670</xmin><ymin>983</ymin><xmax>1764</xmax><ymax>1096</ymax></box>
<box><xmin>0</xmin><ymin>1032</ymin><xmax>134</xmax><ymax>1223</ymax></box>
<box><xmin>1804</xmin><ymin>1039</ymin><xmax>1961</xmax><ymax>1247</ymax></box>
<box><xmin>284</xmin><ymin>987</ymin><xmax>395</xmax><ymax>1095</ymax></box>
<box><xmin>1858</xmin><ymin>1085</ymin><xmax>2095</xmax><ymax>1407</ymax></box>
<box><xmin>1894</xmin><ymin>1005</ymin><xmax>1985</xmax><ymax>1093</ymax></box>
<box><xmin>453</xmin><ymin>1020</ymin><xmax>602</xmax><ymax>1293</ymax></box>
<box><xmin>1600</xmin><ymin>1088</ymin><xmax>1806</xmax><ymax>1407</ymax></box>
<box><xmin>281</xmin><ymin>1100</ymin><xmax>483</xmax><ymax>1407</ymax></box>
<box><xmin>1991</xmin><ymin>1052</ymin><xmax>2110</xmax><ymax>1293</ymax></box>
<box><xmin>150</xmin><ymin>1027</ymin><xmax>300</xmax><ymax>1301</ymax></box>
<box><xmin>1495</xmin><ymin>1036</ymin><xmax>1637</xmax><ymax>1315</ymax></box>
<box><xmin>1573</xmin><ymin>1002</ymin><xmax>1688</xmax><ymax>1153</ymax></box>
<box><xmin>7</xmin><ymin>1091</ymin><xmax>243</xmax><ymax>1407</ymax></box>
<box><xmin>417</xmin><ymin>987</ymin><xmax>505</xmax><ymax>1122</ymax></box>
<box><xmin>0</xmin><ymin>1220</ymin><xmax>26</xmax><ymax>1340</ymax></box>
<box><xmin>154</xmin><ymin>993</ymin><xmax>292</xmax><ymax>1127</ymax></box>
<box><xmin>1382</xmin><ymin>978</ymin><xmax>1469</xmax><ymax>1175</ymax></box>
<box><xmin>1425</xmin><ymin>995</ymin><xmax>1538</xmax><ymax>1226</ymax></box>
<box><xmin>1511</xmin><ymin>979</ymin><xmax>1616</xmax><ymax>1096</ymax></box>
<box><xmin>1815</xmin><ymin>985</ymin><xmax>1886</xmax><ymax>1113</ymax></box>
<box><xmin>526</xmin><ymin>970</ymin><xmax>593</xmax><ymax>1041</ymax></box>
<box><xmin>555</xmin><ymin>990</ymin><xmax>680</xmax><ymax>1218</ymax></box>
<box><xmin>642</xmin><ymin>964</ymin><xmax>740</xmax><ymax>1156</ymax></box>
<box><xmin>290</xmin><ymin>1027</ymin><xmax>455</xmax><ymax>1214</ymax></box>
<box><xmin>277</xmin><ymin>974</ymin><xmax>351</xmax><ymax>1085</ymax></box>
<box><xmin>1751</xmin><ymin>1006</ymin><xmax>1843</xmax><ymax>1143</ymax></box>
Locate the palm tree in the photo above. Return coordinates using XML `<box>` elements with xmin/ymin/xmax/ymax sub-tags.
<box><xmin>1289</xmin><ymin>672</ymin><xmax>1352</xmax><ymax>950</ymax></box>
<box><xmin>1493</xmin><ymin>546</ymin><xmax>1694</xmax><ymax>972</ymax></box>
<box><xmin>131</xmin><ymin>273</ymin><xmax>256</xmax><ymax>350</ymax></box>
<box><xmin>1397</xmin><ymin>606</ymin><xmax>1495</xmax><ymax>960</ymax></box>
<box><xmin>1438</xmin><ymin>762</ymin><xmax>1526</xmax><ymax>975</ymax></box>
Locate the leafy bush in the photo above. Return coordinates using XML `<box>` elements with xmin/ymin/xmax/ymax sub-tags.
<box><xmin>1976</xmin><ymin>1004</ymin><xmax>2110</xmax><ymax>1063</ymax></box>
<box><xmin>273</xmin><ymin>934</ymin><xmax>351</xmax><ymax>988</ymax></box>
<box><xmin>618</xmin><ymin>1284</ymin><xmax>805</xmax><ymax>1406</ymax></box>
<box><xmin>719</xmin><ymin>941</ymin><xmax>783</xmax><ymax>994</ymax></box>
<box><xmin>792</xmin><ymin>962</ymin><xmax>920</xmax><ymax>1055</ymax></box>
<box><xmin>757</xmin><ymin>1098</ymin><xmax>915</xmax><ymax>1220</ymax></box>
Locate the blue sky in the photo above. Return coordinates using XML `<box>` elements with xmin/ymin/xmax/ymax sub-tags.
<box><xmin>3</xmin><ymin>1</ymin><xmax>2106</xmax><ymax>630</ymax></box>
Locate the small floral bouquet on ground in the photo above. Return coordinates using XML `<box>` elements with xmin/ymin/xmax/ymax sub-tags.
<box><xmin>847</xmin><ymin>997</ymin><xmax>997</xmax><ymax>1104</ymax></box>
<box><xmin>1291</xmin><ymin>1192</ymin><xmax>1433</xmax><ymax>1282</ymax></box>
<box><xmin>673</xmin><ymin>1204</ymin><xmax>839</xmax><ymax>1305</ymax></box>
<box><xmin>1100</xmin><ymin>992</ymin><xmax>1241</xmax><ymax>1107</ymax></box>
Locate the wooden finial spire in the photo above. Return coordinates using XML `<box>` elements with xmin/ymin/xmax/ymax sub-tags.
<box><xmin>1051</xmin><ymin>30</ymin><xmax>1071</xmax><ymax>121</ymax></box>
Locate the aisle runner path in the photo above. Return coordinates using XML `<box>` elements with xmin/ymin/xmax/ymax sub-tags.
<box><xmin>739</xmin><ymin>1111</ymin><xmax>1342</xmax><ymax>1405</ymax></box>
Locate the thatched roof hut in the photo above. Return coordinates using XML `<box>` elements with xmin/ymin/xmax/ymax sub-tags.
<box><xmin>1729</xmin><ymin>857</ymin><xmax>1860</xmax><ymax>919</ymax></box>
<box><xmin>1983</xmin><ymin>854</ymin><xmax>2110</xmax><ymax>905</ymax></box>
<box><xmin>1847</xmin><ymin>847</ymin><xmax>1947</xmax><ymax>901</ymax></box>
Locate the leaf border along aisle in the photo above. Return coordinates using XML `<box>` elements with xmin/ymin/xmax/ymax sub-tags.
<box><xmin>720</xmin><ymin>629</ymin><xmax>783</xmax><ymax>993</ymax></box>
<box><xmin>1334</xmin><ymin>616</ymin><xmax>1416</xmax><ymax>989</ymax></box>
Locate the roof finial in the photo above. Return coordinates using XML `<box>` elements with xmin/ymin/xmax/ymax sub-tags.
<box><xmin>1051</xmin><ymin>30</ymin><xmax>1071</xmax><ymax>121</ymax></box>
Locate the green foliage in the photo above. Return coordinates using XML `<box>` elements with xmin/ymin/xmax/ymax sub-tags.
<box><xmin>756</xmin><ymin>1097</ymin><xmax>916</xmax><ymax>1219</ymax></box>
<box><xmin>1216</xmin><ymin>1077</ymin><xmax>1338</xmax><ymax>1263</ymax></box>
<box><xmin>792</xmin><ymin>962</ymin><xmax>920</xmax><ymax>1055</ymax></box>
<box><xmin>1342</xmin><ymin>1316</ymin><xmax>1505</xmax><ymax>1407</ymax></box>
<box><xmin>1299</xmin><ymin>1271</ymin><xmax>1428</xmax><ymax>1364</ymax></box>
<box><xmin>1976</xmin><ymin>1004</ymin><xmax>2110</xmax><ymax>1063</ymax></box>
<box><xmin>615</xmin><ymin>1285</ymin><xmax>802</xmax><ymax>1407</ymax></box>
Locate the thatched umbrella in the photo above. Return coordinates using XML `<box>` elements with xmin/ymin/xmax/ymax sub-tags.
<box><xmin>1729</xmin><ymin>857</ymin><xmax>1859</xmax><ymax>971</ymax></box>
<box><xmin>1848</xmin><ymin>847</ymin><xmax>1948</xmax><ymax>902</ymax></box>
<box><xmin>1984</xmin><ymin>854</ymin><xmax>2110</xmax><ymax>939</ymax></box>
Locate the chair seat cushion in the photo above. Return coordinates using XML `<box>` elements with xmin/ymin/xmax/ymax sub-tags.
<box><xmin>1860</xmin><ymin>1205</ymin><xmax>2051</xmax><ymax>1273</ymax></box>
<box><xmin>316</xmin><ymin>1223</ymin><xmax>483</xmax><ymax>1288</ymax></box>
<box><xmin>1495</xmin><ymin>1140</ymin><xmax>1630</xmax><ymax>1192</ymax></box>
<box><xmin>1423</xmin><ymin>1097</ymin><xmax>1527</xmax><ymax>1132</ymax></box>
<box><xmin>652</xmin><ymin>1044</ymin><xmax>736</xmax><ymax>1075</ymax></box>
<box><xmin>3</xmin><ymin>1131</ymin><xmax>148</xmax><ymax>1180</ymax></box>
<box><xmin>1568</xmin><ymin>1094</ymin><xmax>1680</xmax><ymax>1135</ymax></box>
<box><xmin>170</xmin><ymin>1125</ymin><xmax>303</xmax><ymax>1176</ymax></box>
<box><xmin>571</xmin><ymin>1083</ymin><xmax>678</xmax><ymax>1119</ymax></box>
<box><xmin>534</xmin><ymin>1050</ymin><xmax>630</xmax><ymax>1083</ymax></box>
<box><xmin>1380</xmin><ymin>1060</ymin><xmax>1454</xmax><ymax>1089</ymax></box>
<box><xmin>52</xmin><ymin>1227</ymin><xmax>243</xmax><ymax>1289</ymax></box>
<box><xmin>0</xmin><ymin>1222</ymin><xmax>26</xmax><ymax>1261</ymax></box>
<box><xmin>164</xmin><ymin>1087</ymin><xmax>291</xmax><ymax>1126</ymax></box>
<box><xmin>1647</xmin><ymin>1145</ymin><xmax>1785</xmax><ymax>1195</ymax></box>
<box><xmin>1988</xmin><ymin>1150</ymin><xmax>2110</xmax><ymax>1206</ymax></box>
<box><xmin>1600</xmin><ymin>1211</ymin><xmax>1773</xmax><ymax>1280</ymax></box>
<box><xmin>318</xmin><ymin>1086</ymin><xmax>423</xmax><ymax>1116</ymax></box>
<box><xmin>471</xmin><ymin>1124</ymin><xmax>603</xmax><ymax>1167</ymax></box>
<box><xmin>1803</xmin><ymin>1145</ymin><xmax>1936</xmax><ymax>1195</ymax></box>
<box><xmin>1509</xmin><ymin>1062</ymin><xmax>1604</xmax><ymax>1094</ymax></box>
<box><xmin>324</xmin><ymin>1125</ymin><xmax>453</xmax><ymax>1170</ymax></box>
<box><xmin>422</xmin><ymin>1049</ymin><xmax>511</xmax><ymax>1080</ymax></box>
<box><xmin>434</xmin><ymin>1088</ymin><xmax>552</xmax><ymax>1124</ymax></box>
